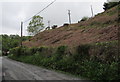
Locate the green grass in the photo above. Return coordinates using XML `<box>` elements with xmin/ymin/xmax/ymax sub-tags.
<box><xmin>106</xmin><ymin>6</ymin><xmax>118</xmax><ymax>16</ymax></box>
<box><xmin>8</xmin><ymin>41</ymin><xmax>119</xmax><ymax>81</ymax></box>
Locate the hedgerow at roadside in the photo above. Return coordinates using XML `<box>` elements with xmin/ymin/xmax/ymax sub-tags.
<box><xmin>8</xmin><ymin>41</ymin><xmax>119</xmax><ymax>81</ymax></box>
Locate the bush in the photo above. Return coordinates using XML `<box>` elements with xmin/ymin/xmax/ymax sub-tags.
<box><xmin>52</xmin><ymin>25</ymin><xmax>57</xmax><ymax>29</ymax></box>
<box><xmin>90</xmin><ymin>41</ymin><xmax>118</xmax><ymax>64</ymax></box>
<box><xmin>37</xmin><ymin>46</ymin><xmax>48</xmax><ymax>52</ymax></box>
<box><xmin>103</xmin><ymin>2</ymin><xmax>119</xmax><ymax>11</ymax></box>
<box><xmin>57</xmin><ymin>45</ymin><xmax>67</xmax><ymax>54</ymax></box>
<box><xmin>9</xmin><ymin>46</ymin><xmax>31</xmax><ymax>57</ymax></box>
<box><xmin>81</xmin><ymin>16</ymin><xmax>89</xmax><ymax>21</ymax></box>
<box><xmin>76</xmin><ymin>44</ymin><xmax>90</xmax><ymax>60</ymax></box>
<box><xmin>63</xmin><ymin>23</ymin><xmax>69</xmax><ymax>27</ymax></box>
<box><xmin>30</xmin><ymin>47</ymin><xmax>38</xmax><ymax>55</ymax></box>
<box><xmin>53</xmin><ymin>45</ymin><xmax>67</xmax><ymax>61</ymax></box>
<box><xmin>8</xmin><ymin>41</ymin><xmax>119</xmax><ymax>80</ymax></box>
<box><xmin>9</xmin><ymin>47</ymin><xmax>21</xmax><ymax>57</ymax></box>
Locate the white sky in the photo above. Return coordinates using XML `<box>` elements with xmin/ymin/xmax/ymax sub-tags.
<box><xmin>0</xmin><ymin>0</ymin><xmax>111</xmax><ymax>36</ymax></box>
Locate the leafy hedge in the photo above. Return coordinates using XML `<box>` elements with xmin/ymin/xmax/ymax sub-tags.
<box><xmin>9</xmin><ymin>41</ymin><xmax>119</xmax><ymax>81</ymax></box>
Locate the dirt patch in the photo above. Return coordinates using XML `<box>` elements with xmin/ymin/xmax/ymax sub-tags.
<box><xmin>23</xmin><ymin>24</ymin><xmax>118</xmax><ymax>48</ymax></box>
<box><xmin>23</xmin><ymin>5</ymin><xmax>118</xmax><ymax>48</ymax></box>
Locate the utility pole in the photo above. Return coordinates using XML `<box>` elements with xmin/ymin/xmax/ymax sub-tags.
<box><xmin>21</xmin><ymin>21</ymin><xmax>23</xmax><ymax>47</ymax></box>
<box><xmin>48</xmin><ymin>20</ymin><xmax>50</xmax><ymax>27</ymax></box>
<box><xmin>91</xmin><ymin>5</ymin><xmax>94</xmax><ymax>17</ymax></box>
<box><xmin>68</xmin><ymin>10</ymin><xmax>71</xmax><ymax>24</ymax></box>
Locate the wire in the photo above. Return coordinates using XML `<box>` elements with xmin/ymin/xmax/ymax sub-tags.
<box><xmin>23</xmin><ymin>0</ymin><xmax>56</xmax><ymax>23</ymax></box>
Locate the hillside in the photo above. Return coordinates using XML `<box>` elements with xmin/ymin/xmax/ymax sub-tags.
<box><xmin>10</xmin><ymin>4</ymin><xmax>119</xmax><ymax>80</ymax></box>
<box><xmin>23</xmin><ymin>5</ymin><xmax>118</xmax><ymax>48</ymax></box>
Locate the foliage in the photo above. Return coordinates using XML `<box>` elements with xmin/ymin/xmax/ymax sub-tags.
<box><xmin>2</xmin><ymin>35</ymin><xmax>20</xmax><ymax>55</ymax></box>
<box><xmin>57</xmin><ymin>45</ymin><xmax>67</xmax><ymax>54</ymax></box>
<box><xmin>9</xmin><ymin>41</ymin><xmax>119</xmax><ymax>80</ymax></box>
<box><xmin>63</xmin><ymin>23</ymin><xmax>69</xmax><ymax>27</ymax></box>
<box><xmin>1</xmin><ymin>34</ymin><xmax>31</xmax><ymax>56</ymax></box>
<box><xmin>27</xmin><ymin>15</ymin><xmax>44</xmax><ymax>35</ymax></box>
<box><xmin>45</xmin><ymin>26</ymin><xmax>50</xmax><ymax>30</ymax></box>
<box><xmin>81</xmin><ymin>16</ymin><xmax>89</xmax><ymax>21</ymax></box>
<box><xmin>51</xmin><ymin>25</ymin><xmax>57</xmax><ymax>29</ymax></box>
<box><xmin>103</xmin><ymin>2</ymin><xmax>119</xmax><ymax>11</ymax></box>
<box><xmin>0</xmin><ymin>35</ymin><xmax>2</xmax><ymax>55</ymax></box>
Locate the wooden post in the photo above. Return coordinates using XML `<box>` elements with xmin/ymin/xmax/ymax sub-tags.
<box><xmin>21</xmin><ymin>21</ymin><xmax>23</xmax><ymax>47</ymax></box>
<box><xmin>48</xmin><ymin>20</ymin><xmax>50</xmax><ymax>27</ymax></box>
<box><xmin>68</xmin><ymin>10</ymin><xmax>71</xmax><ymax>24</ymax></box>
<box><xmin>91</xmin><ymin>5</ymin><xmax>94</xmax><ymax>17</ymax></box>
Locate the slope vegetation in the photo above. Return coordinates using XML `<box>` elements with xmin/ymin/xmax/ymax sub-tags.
<box><xmin>9</xmin><ymin>5</ymin><xmax>119</xmax><ymax>80</ymax></box>
<box><xmin>23</xmin><ymin>5</ymin><xmax>118</xmax><ymax>47</ymax></box>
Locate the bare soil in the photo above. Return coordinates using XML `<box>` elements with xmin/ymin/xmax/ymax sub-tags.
<box><xmin>23</xmin><ymin>5</ymin><xmax>119</xmax><ymax>48</ymax></box>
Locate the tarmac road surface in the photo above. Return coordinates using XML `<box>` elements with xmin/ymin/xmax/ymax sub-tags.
<box><xmin>0</xmin><ymin>57</ymin><xmax>2</xmax><ymax>81</ymax></box>
<box><xmin>1</xmin><ymin>57</ymin><xmax>81</xmax><ymax>80</ymax></box>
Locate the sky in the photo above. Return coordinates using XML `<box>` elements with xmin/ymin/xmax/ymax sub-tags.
<box><xmin>0</xmin><ymin>0</ymin><xmax>112</xmax><ymax>36</ymax></box>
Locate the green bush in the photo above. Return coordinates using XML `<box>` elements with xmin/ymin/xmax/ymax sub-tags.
<box><xmin>8</xmin><ymin>41</ymin><xmax>119</xmax><ymax>80</ymax></box>
<box><xmin>75</xmin><ymin>44</ymin><xmax>90</xmax><ymax>61</ymax></box>
<box><xmin>103</xmin><ymin>2</ymin><xmax>119</xmax><ymax>11</ymax></box>
<box><xmin>29</xmin><ymin>47</ymin><xmax>38</xmax><ymax>55</ymax></box>
<box><xmin>91</xmin><ymin>41</ymin><xmax>118</xmax><ymax>64</ymax></box>
<box><xmin>9</xmin><ymin>46</ymin><xmax>32</xmax><ymax>57</ymax></box>
<box><xmin>9</xmin><ymin>47</ymin><xmax>21</xmax><ymax>57</ymax></box>
<box><xmin>57</xmin><ymin>45</ymin><xmax>67</xmax><ymax>54</ymax></box>
<box><xmin>81</xmin><ymin>16</ymin><xmax>89</xmax><ymax>21</ymax></box>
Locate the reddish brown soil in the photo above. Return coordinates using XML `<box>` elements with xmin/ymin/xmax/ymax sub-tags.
<box><xmin>23</xmin><ymin>6</ymin><xmax>118</xmax><ymax>48</ymax></box>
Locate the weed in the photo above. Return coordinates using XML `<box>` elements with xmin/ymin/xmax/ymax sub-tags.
<box><xmin>8</xmin><ymin>41</ymin><xmax>119</xmax><ymax>80</ymax></box>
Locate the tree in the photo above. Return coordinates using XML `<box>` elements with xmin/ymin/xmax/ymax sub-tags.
<box><xmin>27</xmin><ymin>15</ymin><xmax>44</xmax><ymax>35</ymax></box>
<box><xmin>1</xmin><ymin>34</ymin><xmax>31</xmax><ymax>56</ymax></box>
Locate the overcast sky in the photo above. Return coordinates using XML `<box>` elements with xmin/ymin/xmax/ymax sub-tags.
<box><xmin>0</xmin><ymin>0</ymin><xmax>109</xmax><ymax>36</ymax></box>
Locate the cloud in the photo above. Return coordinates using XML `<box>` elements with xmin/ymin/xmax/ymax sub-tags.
<box><xmin>109</xmin><ymin>0</ymin><xmax>120</xmax><ymax>2</ymax></box>
<box><xmin>0</xmin><ymin>3</ymin><xmax>2</xmax><ymax>34</ymax></box>
<box><xmin>0</xmin><ymin>0</ymin><xmax>107</xmax><ymax>2</ymax></box>
<box><xmin>1</xmin><ymin>1</ymin><xmax>105</xmax><ymax>35</ymax></box>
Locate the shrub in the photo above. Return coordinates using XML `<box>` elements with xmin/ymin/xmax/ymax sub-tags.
<box><xmin>9</xmin><ymin>47</ymin><xmax>21</xmax><ymax>57</ymax></box>
<box><xmin>103</xmin><ymin>2</ymin><xmax>119</xmax><ymax>11</ymax></box>
<box><xmin>37</xmin><ymin>46</ymin><xmax>48</xmax><ymax>52</ymax></box>
<box><xmin>9</xmin><ymin>46</ymin><xmax>31</xmax><ymax>57</ymax></box>
<box><xmin>52</xmin><ymin>25</ymin><xmax>57</xmax><ymax>29</ymax></box>
<box><xmin>30</xmin><ymin>47</ymin><xmax>38</xmax><ymax>55</ymax></box>
<box><xmin>8</xmin><ymin>41</ymin><xmax>119</xmax><ymax>80</ymax></box>
<box><xmin>76</xmin><ymin>44</ymin><xmax>90</xmax><ymax>60</ymax></box>
<box><xmin>57</xmin><ymin>45</ymin><xmax>67</xmax><ymax>54</ymax></box>
<box><xmin>81</xmin><ymin>16</ymin><xmax>89</xmax><ymax>21</ymax></box>
<box><xmin>63</xmin><ymin>23</ymin><xmax>69</xmax><ymax>27</ymax></box>
<box><xmin>77</xmin><ymin>44</ymin><xmax>90</xmax><ymax>55</ymax></box>
<box><xmin>90</xmin><ymin>41</ymin><xmax>118</xmax><ymax>64</ymax></box>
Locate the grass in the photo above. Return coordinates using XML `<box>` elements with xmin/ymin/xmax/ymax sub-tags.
<box><xmin>106</xmin><ymin>5</ymin><xmax>118</xmax><ymax>16</ymax></box>
<box><xmin>8</xmin><ymin>41</ymin><xmax>119</xmax><ymax>81</ymax></box>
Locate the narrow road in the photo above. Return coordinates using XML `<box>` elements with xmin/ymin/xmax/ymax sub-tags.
<box><xmin>2</xmin><ymin>57</ymin><xmax>81</xmax><ymax>80</ymax></box>
<box><xmin>0</xmin><ymin>57</ymin><xmax>2</xmax><ymax>82</ymax></box>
